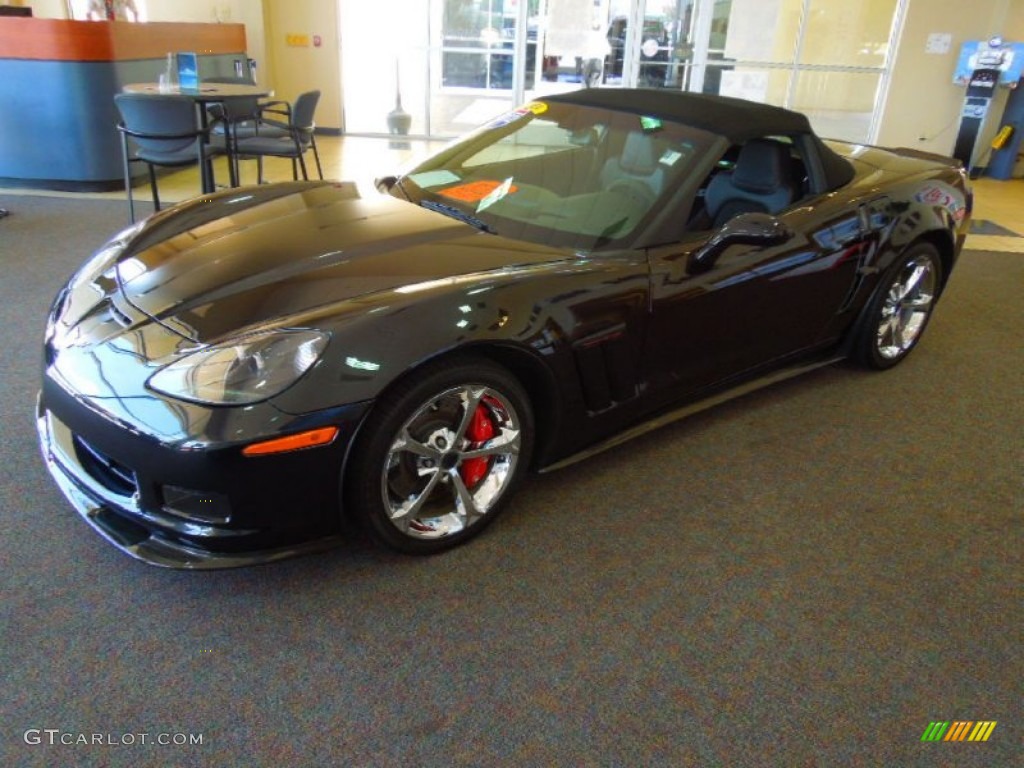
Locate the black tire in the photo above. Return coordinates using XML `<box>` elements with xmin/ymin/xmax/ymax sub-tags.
<box><xmin>854</xmin><ymin>242</ymin><xmax>943</xmax><ymax>370</ymax></box>
<box><xmin>345</xmin><ymin>357</ymin><xmax>533</xmax><ymax>554</ymax></box>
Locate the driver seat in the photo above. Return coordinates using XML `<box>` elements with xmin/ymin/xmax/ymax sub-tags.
<box><xmin>705</xmin><ymin>139</ymin><xmax>797</xmax><ymax>228</ymax></box>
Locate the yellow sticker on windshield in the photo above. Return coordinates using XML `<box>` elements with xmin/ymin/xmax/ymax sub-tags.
<box><xmin>526</xmin><ymin>101</ymin><xmax>548</xmax><ymax>115</ymax></box>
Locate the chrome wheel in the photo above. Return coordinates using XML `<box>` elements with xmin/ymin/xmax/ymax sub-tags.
<box><xmin>875</xmin><ymin>254</ymin><xmax>937</xmax><ymax>360</ymax></box>
<box><xmin>380</xmin><ymin>384</ymin><xmax>522</xmax><ymax>541</ymax></box>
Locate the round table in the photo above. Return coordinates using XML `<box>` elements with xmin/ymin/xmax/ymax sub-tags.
<box><xmin>121</xmin><ymin>82</ymin><xmax>273</xmax><ymax>192</ymax></box>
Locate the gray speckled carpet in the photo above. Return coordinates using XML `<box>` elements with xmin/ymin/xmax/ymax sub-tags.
<box><xmin>0</xmin><ymin>194</ymin><xmax>1020</xmax><ymax>767</ymax></box>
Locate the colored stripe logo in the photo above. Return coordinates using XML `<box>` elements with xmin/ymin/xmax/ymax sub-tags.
<box><xmin>921</xmin><ymin>721</ymin><xmax>997</xmax><ymax>742</ymax></box>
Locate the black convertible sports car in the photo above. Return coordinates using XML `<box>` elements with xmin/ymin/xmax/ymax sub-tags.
<box><xmin>38</xmin><ymin>89</ymin><xmax>971</xmax><ymax>567</ymax></box>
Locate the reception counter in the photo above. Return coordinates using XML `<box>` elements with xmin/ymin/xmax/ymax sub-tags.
<box><xmin>0</xmin><ymin>18</ymin><xmax>247</xmax><ymax>190</ymax></box>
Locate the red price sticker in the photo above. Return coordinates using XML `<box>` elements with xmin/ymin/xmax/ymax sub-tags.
<box><xmin>440</xmin><ymin>180</ymin><xmax>519</xmax><ymax>203</ymax></box>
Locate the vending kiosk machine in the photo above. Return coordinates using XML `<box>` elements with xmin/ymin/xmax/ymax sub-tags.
<box><xmin>952</xmin><ymin>37</ymin><xmax>1024</xmax><ymax>171</ymax></box>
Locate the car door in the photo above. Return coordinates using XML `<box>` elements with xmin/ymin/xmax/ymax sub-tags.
<box><xmin>641</xmin><ymin>202</ymin><xmax>867</xmax><ymax>397</ymax></box>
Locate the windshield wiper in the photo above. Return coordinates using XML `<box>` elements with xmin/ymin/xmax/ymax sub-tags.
<box><xmin>420</xmin><ymin>200</ymin><xmax>496</xmax><ymax>235</ymax></box>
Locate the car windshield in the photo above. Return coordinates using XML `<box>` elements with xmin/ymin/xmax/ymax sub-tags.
<box><xmin>400</xmin><ymin>100</ymin><xmax>717</xmax><ymax>251</ymax></box>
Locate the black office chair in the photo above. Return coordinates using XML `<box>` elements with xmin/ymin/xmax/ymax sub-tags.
<box><xmin>115</xmin><ymin>92</ymin><xmax>229</xmax><ymax>222</ymax></box>
<box><xmin>204</xmin><ymin>76</ymin><xmax>267</xmax><ymax>186</ymax></box>
<box><xmin>232</xmin><ymin>90</ymin><xmax>324</xmax><ymax>184</ymax></box>
<box><xmin>704</xmin><ymin>138</ymin><xmax>797</xmax><ymax>229</ymax></box>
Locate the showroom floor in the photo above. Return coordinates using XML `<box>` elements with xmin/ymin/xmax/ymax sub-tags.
<box><xmin>7</xmin><ymin>134</ymin><xmax>1023</xmax><ymax>251</ymax></box>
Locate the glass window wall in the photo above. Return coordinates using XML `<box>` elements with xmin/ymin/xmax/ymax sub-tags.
<box><xmin>693</xmin><ymin>0</ymin><xmax>899</xmax><ymax>142</ymax></box>
<box><xmin>799</xmin><ymin>0</ymin><xmax>896</xmax><ymax>68</ymax></box>
<box><xmin>339</xmin><ymin>0</ymin><xmax>903</xmax><ymax>144</ymax></box>
<box><xmin>790</xmin><ymin>69</ymin><xmax>883</xmax><ymax>141</ymax></box>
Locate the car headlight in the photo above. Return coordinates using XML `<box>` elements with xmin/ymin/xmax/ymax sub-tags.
<box><xmin>147</xmin><ymin>330</ymin><xmax>329</xmax><ymax>406</ymax></box>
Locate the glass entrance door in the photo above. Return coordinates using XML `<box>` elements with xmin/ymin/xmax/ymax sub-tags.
<box><xmin>623</xmin><ymin>0</ymin><xmax>697</xmax><ymax>90</ymax></box>
<box><xmin>524</xmin><ymin>0</ymin><xmax>696</xmax><ymax>93</ymax></box>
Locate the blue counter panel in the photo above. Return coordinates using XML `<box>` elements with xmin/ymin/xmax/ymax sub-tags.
<box><xmin>0</xmin><ymin>54</ymin><xmax>243</xmax><ymax>189</ymax></box>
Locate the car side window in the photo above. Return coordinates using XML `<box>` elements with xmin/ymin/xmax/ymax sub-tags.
<box><xmin>689</xmin><ymin>135</ymin><xmax>809</xmax><ymax>231</ymax></box>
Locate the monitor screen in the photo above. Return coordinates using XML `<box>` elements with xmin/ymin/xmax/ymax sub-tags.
<box><xmin>954</xmin><ymin>40</ymin><xmax>1024</xmax><ymax>87</ymax></box>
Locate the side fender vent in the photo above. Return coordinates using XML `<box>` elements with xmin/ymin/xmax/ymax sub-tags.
<box><xmin>572</xmin><ymin>325</ymin><xmax>638</xmax><ymax>413</ymax></box>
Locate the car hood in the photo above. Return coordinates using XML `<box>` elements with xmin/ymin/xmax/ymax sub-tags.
<box><xmin>114</xmin><ymin>182</ymin><xmax>563</xmax><ymax>343</ymax></box>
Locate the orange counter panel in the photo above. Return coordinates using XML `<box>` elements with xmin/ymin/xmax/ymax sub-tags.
<box><xmin>0</xmin><ymin>19</ymin><xmax>246</xmax><ymax>62</ymax></box>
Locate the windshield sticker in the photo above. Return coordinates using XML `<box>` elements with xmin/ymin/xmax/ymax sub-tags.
<box><xmin>489</xmin><ymin>108</ymin><xmax>532</xmax><ymax>129</ymax></box>
<box><xmin>640</xmin><ymin>115</ymin><xmax>663</xmax><ymax>133</ymax></box>
<box><xmin>408</xmin><ymin>170</ymin><xmax>461</xmax><ymax>188</ymax></box>
<box><xmin>476</xmin><ymin>177</ymin><xmax>516</xmax><ymax>213</ymax></box>
<box><xmin>659</xmin><ymin>150</ymin><xmax>683</xmax><ymax>167</ymax></box>
<box><xmin>440</xmin><ymin>179</ymin><xmax>519</xmax><ymax>203</ymax></box>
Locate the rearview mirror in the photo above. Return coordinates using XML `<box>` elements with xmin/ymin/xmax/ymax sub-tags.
<box><xmin>691</xmin><ymin>212</ymin><xmax>793</xmax><ymax>271</ymax></box>
<box><xmin>374</xmin><ymin>175</ymin><xmax>398</xmax><ymax>194</ymax></box>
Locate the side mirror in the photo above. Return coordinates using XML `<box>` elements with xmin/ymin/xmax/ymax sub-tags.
<box><xmin>374</xmin><ymin>175</ymin><xmax>398</xmax><ymax>194</ymax></box>
<box><xmin>691</xmin><ymin>212</ymin><xmax>793</xmax><ymax>271</ymax></box>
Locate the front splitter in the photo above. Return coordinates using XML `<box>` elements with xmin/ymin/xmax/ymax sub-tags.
<box><xmin>36</xmin><ymin>397</ymin><xmax>344</xmax><ymax>570</ymax></box>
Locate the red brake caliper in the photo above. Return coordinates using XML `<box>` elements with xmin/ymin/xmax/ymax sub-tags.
<box><xmin>458</xmin><ymin>402</ymin><xmax>496</xmax><ymax>488</ymax></box>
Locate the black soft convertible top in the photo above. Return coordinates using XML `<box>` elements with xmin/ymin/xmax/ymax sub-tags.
<box><xmin>546</xmin><ymin>88</ymin><xmax>855</xmax><ymax>191</ymax></box>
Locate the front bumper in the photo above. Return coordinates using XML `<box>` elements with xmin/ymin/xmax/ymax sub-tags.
<box><xmin>37</xmin><ymin>380</ymin><xmax>371</xmax><ymax>569</ymax></box>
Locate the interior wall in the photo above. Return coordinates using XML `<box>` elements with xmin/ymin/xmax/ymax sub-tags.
<box><xmin>1004</xmin><ymin>0</ymin><xmax>1024</xmax><ymax>39</ymax></box>
<box><xmin>876</xmin><ymin>0</ymin><xmax>1021</xmax><ymax>155</ymax></box>
<box><xmin>145</xmin><ymin>1</ymin><xmax>267</xmax><ymax>86</ymax></box>
<box><xmin>262</xmin><ymin>0</ymin><xmax>343</xmax><ymax>132</ymax></box>
<box><xmin>19</xmin><ymin>0</ymin><xmax>65</xmax><ymax>17</ymax></box>
<box><xmin>20</xmin><ymin>1</ymin><xmax>266</xmax><ymax>92</ymax></box>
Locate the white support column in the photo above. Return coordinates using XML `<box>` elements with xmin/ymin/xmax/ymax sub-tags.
<box><xmin>512</xmin><ymin>0</ymin><xmax>531</xmax><ymax>103</ymax></box>
<box><xmin>623</xmin><ymin>0</ymin><xmax>647</xmax><ymax>87</ymax></box>
<box><xmin>688</xmin><ymin>0</ymin><xmax>713</xmax><ymax>92</ymax></box>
